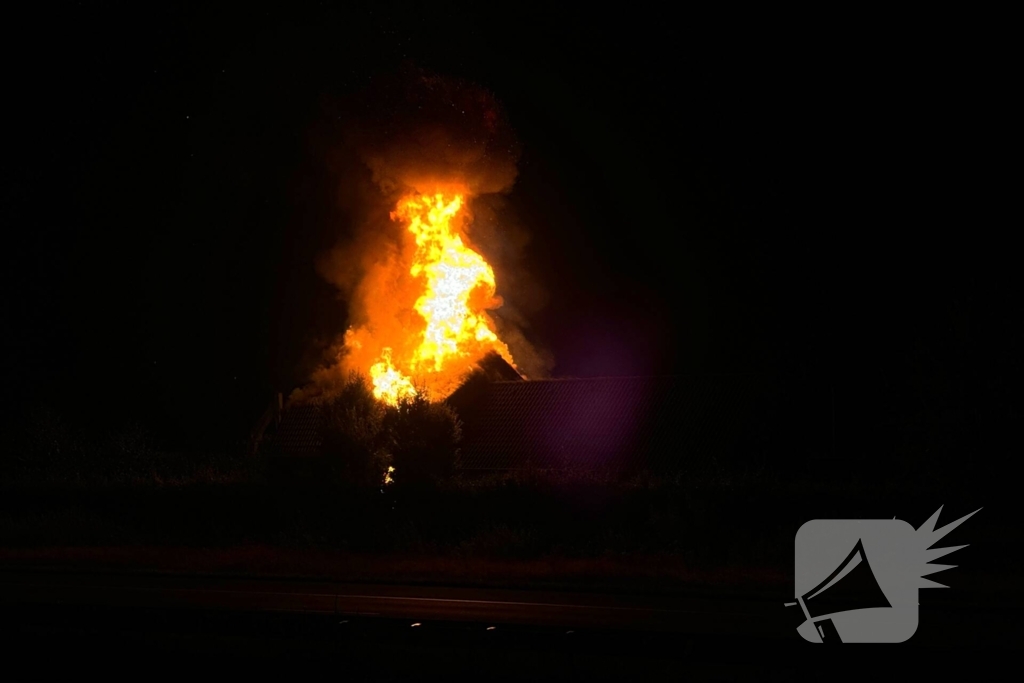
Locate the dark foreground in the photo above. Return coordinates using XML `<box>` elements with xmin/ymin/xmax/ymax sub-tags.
<box><xmin>1</xmin><ymin>571</ymin><xmax>1017</xmax><ymax>681</ymax></box>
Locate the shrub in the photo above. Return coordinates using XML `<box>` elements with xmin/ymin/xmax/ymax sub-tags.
<box><xmin>383</xmin><ymin>393</ymin><xmax>462</xmax><ymax>487</ymax></box>
<box><xmin>315</xmin><ymin>375</ymin><xmax>462</xmax><ymax>490</ymax></box>
<box><xmin>319</xmin><ymin>372</ymin><xmax>391</xmax><ymax>488</ymax></box>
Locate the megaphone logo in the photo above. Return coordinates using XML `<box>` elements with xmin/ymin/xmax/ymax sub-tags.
<box><xmin>789</xmin><ymin>506</ymin><xmax>980</xmax><ymax>643</ymax></box>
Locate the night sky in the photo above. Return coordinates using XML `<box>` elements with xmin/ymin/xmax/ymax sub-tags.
<box><xmin>3</xmin><ymin>6</ymin><xmax>1016</xmax><ymax>459</ymax></box>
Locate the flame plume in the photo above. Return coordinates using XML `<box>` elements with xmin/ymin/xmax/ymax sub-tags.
<box><xmin>364</xmin><ymin>191</ymin><xmax>515</xmax><ymax>404</ymax></box>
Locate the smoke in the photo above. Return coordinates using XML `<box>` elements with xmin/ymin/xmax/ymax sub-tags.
<box><xmin>354</xmin><ymin>68</ymin><xmax>521</xmax><ymax>197</ymax></box>
<box><xmin>291</xmin><ymin>66</ymin><xmax>551</xmax><ymax>405</ymax></box>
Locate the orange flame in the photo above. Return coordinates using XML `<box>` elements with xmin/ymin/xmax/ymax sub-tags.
<box><xmin>369</xmin><ymin>348</ymin><xmax>417</xmax><ymax>405</ymax></box>
<box><xmin>364</xmin><ymin>191</ymin><xmax>514</xmax><ymax>404</ymax></box>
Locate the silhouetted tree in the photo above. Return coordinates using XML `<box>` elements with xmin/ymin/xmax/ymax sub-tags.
<box><xmin>384</xmin><ymin>393</ymin><xmax>462</xmax><ymax>487</ymax></box>
<box><xmin>319</xmin><ymin>372</ymin><xmax>391</xmax><ymax>488</ymax></box>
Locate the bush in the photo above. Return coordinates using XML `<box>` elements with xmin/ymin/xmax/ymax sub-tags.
<box><xmin>314</xmin><ymin>374</ymin><xmax>462</xmax><ymax>490</ymax></box>
<box><xmin>319</xmin><ymin>372</ymin><xmax>391</xmax><ymax>488</ymax></box>
<box><xmin>383</xmin><ymin>393</ymin><xmax>462</xmax><ymax>487</ymax></box>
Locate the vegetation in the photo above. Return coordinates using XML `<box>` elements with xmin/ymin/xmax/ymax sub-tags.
<box><xmin>0</xmin><ymin>385</ymin><xmax>1011</xmax><ymax>594</ymax></box>
<box><xmin>1</xmin><ymin>406</ymin><xmax>261</xmax><ymax>487</ymax></box>
<box><xmin>383</xmin><ymin>392</ymin><xmax>461</xmax><ymax>486</ymax></box>
<box><xmin>319</xmin><ymin>373</ymin><xmax>390</xmax><ymax>489</ymax></box>
<box><xmin>318</xmin><ymin>372</ymin><xmax>462</xmax><ymax>489</ymax></box>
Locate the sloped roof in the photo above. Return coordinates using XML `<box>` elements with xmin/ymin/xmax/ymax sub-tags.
<box><xmin>447</xmin><ymin>374</ymin><xmax>776</xmax><ymax>475</ymax></box>
<box><xmin>269</xmin><ymin>401</ymin><xmax>322</xmax><ymax>457</ymax></box>
<box><xmin>475</xmin><ymin>351</ymin><xmax>524</xmax><ymax>382</ymax></box>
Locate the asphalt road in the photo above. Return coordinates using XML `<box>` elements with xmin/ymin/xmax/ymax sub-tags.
<box><xmin>0</xmin><ymin>570</ymin><xmax>1017</xmax><ymax>681</ymax></box>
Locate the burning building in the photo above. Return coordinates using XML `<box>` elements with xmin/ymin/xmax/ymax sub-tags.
<box><xmin>283</xmin><ymin>67</ymin><xmax>547</xmax><ymax>410</ymax></box>
<box><xmin>253</xmin><ymin>69</ymin><xmax>830</xmax><ymax>478</ymax></box>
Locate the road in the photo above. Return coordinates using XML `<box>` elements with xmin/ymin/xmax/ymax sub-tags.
<box><xmin>0</xmin><ymin>570</ymin><xmax>1017</xmax><ymax>680</ymax></box>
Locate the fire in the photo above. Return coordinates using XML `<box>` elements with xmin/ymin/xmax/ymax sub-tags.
<box><xmin>364</xmin><ymin>191</ymin><xmax>514</xmax><ymax>404</ymax></box>
<box><xmin>369</xmin><ymin>348</ymin><xmax>417</xmax><ymax>405</ymax></box>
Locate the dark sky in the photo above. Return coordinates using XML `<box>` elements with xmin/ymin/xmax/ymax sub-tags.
<box><xmin>3</xmin><ymin>6</ymin><xmax>1016</xmax><ymax>454</ymax></box>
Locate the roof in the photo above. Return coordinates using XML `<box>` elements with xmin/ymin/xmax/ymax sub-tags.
<box><xmin>475</xmin><ymin>351</ymin><xmax>524</xmax><ymax>382</ymax></box>
<box><xmin>268</xmin><ymin>401</ymin><xmax>322</xmax><ymax>457</ymax></box>
<box><xmin>446</xmin><ymin>374</ymin><xmax>784</xmax><ymax>475</ymax></box>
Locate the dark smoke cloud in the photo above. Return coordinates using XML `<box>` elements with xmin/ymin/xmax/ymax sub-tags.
<box><xmin>349</xmin><ymin>65</ymin><xmax>522</xmax><ymax>197</ymax></box>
